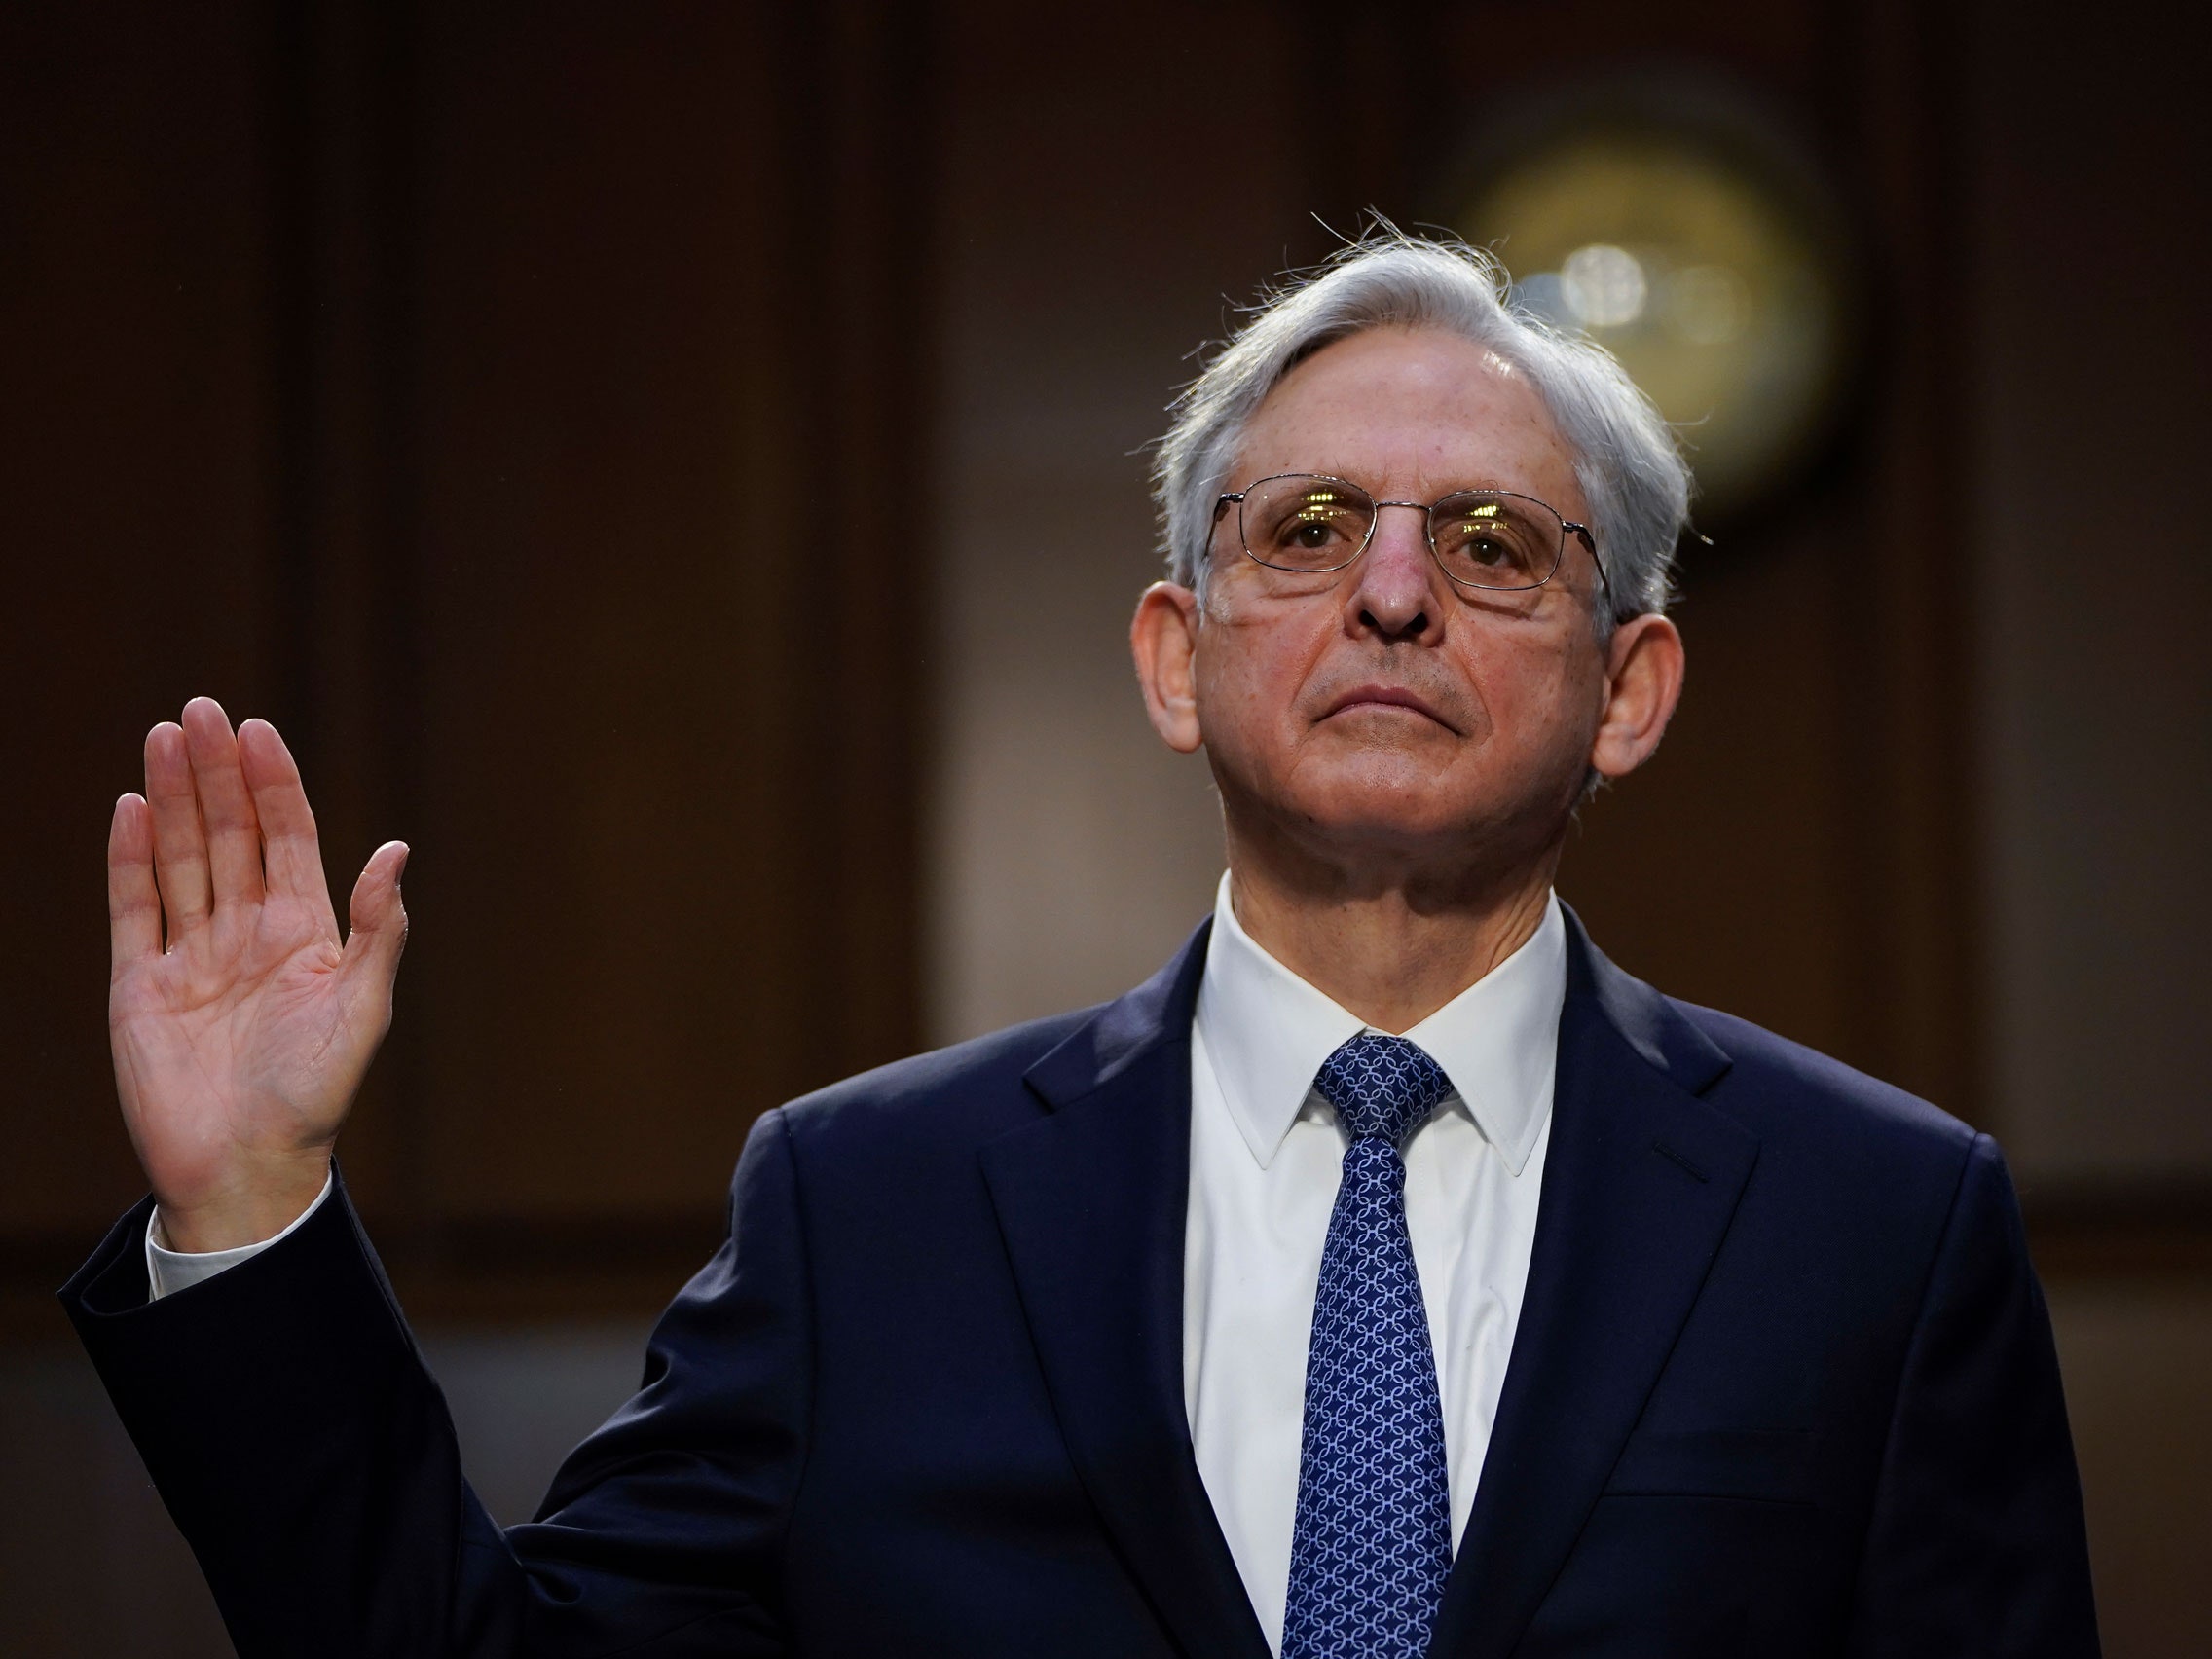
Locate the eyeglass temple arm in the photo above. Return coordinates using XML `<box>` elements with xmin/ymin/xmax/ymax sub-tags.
<box><xmin>1565</xmin><ymin>522</ymin><xmax>1610</xmax><ymax>599</ymax></box>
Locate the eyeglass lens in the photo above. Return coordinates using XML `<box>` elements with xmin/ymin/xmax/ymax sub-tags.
<box><xmin>1238</xmin><ymin>474</ymin><xmax>1567</xmax><ymax>590</ymax></box>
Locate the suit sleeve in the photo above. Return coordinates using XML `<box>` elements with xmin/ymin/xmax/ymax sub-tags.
<box><xmin>59</xmin><ymin>1108</ymin><xmax>814</xmax><ymax>1659</ymax></box>
<box><xmin>1844</xmin><ymin>1132</ymin><xmax>2100</xmax><ymax>1657</ymax></box>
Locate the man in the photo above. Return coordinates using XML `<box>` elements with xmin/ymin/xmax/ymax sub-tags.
<box><xmin>66</xmin><ymin>236</ymin><xmax>2097</xmax><ymax>1656</ymax></box>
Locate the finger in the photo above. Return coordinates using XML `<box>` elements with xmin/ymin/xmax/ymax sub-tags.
<box><xmin>180</xmin><ymin>697</ymin><xmax>265</xmax><ymax>911</ymax></box>
<box><xmin>237</xmin><ymin>717</ymin><xmax>338</xmax><ymax>938</ymax></box>
<box><xmin>107</xmin><ymin>793</ymin><xmax>163</xmax><ymax>969</ymax></box>
<box><xmin>338</xmin><ymin>840</ymin><xmax>410</xmax><ymax>1011</ymax></box>
<box><xmin>143</xmin><ymin>721</ymin><xmax>211</xmax><ymax>939</ymax></box>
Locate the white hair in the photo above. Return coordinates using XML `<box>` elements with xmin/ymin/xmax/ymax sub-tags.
<box><xmin>1153</xmin><ymin>231</ymin><xmax>1693</xmax><ymax>632</ymax></box>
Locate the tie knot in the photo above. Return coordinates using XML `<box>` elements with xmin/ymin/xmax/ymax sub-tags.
<box><xmin>1312</xmin><ymin>1033</ymin><xmax>1454</xmax><ymax>1148</ymax></box>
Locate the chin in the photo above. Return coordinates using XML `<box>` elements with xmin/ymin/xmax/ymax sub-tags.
<box><xmin>1288</xmin><ymin>781</ymin><xmax>1487</xmax><ymax>856</ymax></box>
<box><xmin>1276</xmin><ymin>749</ymin><xmax>1580</xmax><ymax>866</ymax></box>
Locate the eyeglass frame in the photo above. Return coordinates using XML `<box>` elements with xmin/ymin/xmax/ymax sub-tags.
<box><xmin>1210</xmin><ymin>473</ymin><xmax>1610</xmax><ymax>601</ymax></box>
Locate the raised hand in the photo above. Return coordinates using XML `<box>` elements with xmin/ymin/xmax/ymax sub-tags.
<box><xmin>107</xmin><ymin>698</ymin><xmax>408</xmax><ymax>1252</ymax></box>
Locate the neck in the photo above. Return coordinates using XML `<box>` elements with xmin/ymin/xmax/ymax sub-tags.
<box><xmin>1224</xmin><ymin>825</ymin><xmax>1559</xmax><ymax>1035</ymax></box>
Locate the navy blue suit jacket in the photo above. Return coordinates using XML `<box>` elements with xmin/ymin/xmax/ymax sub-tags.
<box><xmin>64</xmin><ymin>911</ymin><xmax>2097</xmax><ymax>1656</ymax></box>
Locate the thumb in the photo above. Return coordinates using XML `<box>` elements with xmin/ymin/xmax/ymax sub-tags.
<box><xmin>340</xmin><ymin>841</ymin><xmax>411</xmax><ymax>1000</ymax></box>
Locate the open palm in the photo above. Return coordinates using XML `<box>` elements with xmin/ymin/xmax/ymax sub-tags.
<box><xmin>107</xmin><ymin>698</ymin><xmax>407</xmax><ymax>1252</ymax></box>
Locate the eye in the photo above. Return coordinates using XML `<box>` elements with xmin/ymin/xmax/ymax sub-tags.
<box><xmin>1443</xmin><ymin>520</ymin><xmax>1531</xmax><ymax>568</ymax></box>
<box><xmin>1240</xmin><ymin>477</ymin><xmax>1378</xmax><ymax>569</ymax></box>
<box><xmin>1432</xmin><ymin>496</ymin><xmax>1555</xmax><ymax>585</ymax></box>
<box><xmin>1259</xmin><ymin>488</ymin><xmax>1367</xmax><ymax>562</ymax></box>
<box><xmin>1463</xmin><ymin>532</ymin><xmax>1514</xmax><ymax>567</ymax></box>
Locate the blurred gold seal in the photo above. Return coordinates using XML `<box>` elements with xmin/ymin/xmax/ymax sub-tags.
<box><xmin>1440</xmin><ymin>78</ymin><xmax>1861</xmax><ymax>528</ymax></box>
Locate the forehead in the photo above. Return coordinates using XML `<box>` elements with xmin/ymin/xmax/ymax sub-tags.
<box><xmin>1233</xmin><ymin>326</ymin><xmax>1582</xmax><ymax>510</ymax></box>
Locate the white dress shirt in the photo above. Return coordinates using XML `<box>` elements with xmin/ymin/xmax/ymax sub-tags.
<box><xmin>1184</xmin><ymin>874</ymin><xmax>1565</xmax><ymax>1654</ymax></box>
<box><xmin>148</xmin><ymin>876</ymin><xmax>1566</xmax><ymax>1659</ymax></box>
<box><xmin>145</xmin><ymin>1168</ymin><xmax>332</xmax><ymax>1299</ymax></box>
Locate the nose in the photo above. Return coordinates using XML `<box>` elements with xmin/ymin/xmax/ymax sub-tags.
<box><xmin>1347</xmin><ymin>502</ymin><xmax>1435</xmax><ymax>641</ymax></box>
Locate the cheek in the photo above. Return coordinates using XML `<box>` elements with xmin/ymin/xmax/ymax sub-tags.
<box><xmin>1194</xmin><ymin>596</ymin><xmax>1322</xmax><ymax>734</ymax></box>
<box><xmin>1472</xmin><ymin>637</ymin><xmax>1604</xmax><ymax>759</ymax></box>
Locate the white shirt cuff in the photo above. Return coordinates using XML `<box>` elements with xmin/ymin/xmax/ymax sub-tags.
<box><xmin>143</xmin><ymin>1169</ymin><xmax>335</xmax><ymax>1301</ymax></box>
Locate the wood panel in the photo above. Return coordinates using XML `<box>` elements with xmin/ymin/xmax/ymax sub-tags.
<box><xmin>1</xmin><ymin>0</ymin><xmax>929</xmax><ymax>1327</ymax></box>
<box><xmin>0</xmin><ymin>3</ymin><xmax>278</xmax><ymax>1240</ymax></box>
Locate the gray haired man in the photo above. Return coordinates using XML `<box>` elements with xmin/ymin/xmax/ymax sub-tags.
<box><xmin>70</xmin><ymin>235</ymin><xmax>2096</xmax><ymax>1657</ymax></box>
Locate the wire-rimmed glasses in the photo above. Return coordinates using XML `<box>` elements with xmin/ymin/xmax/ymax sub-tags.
<box><xmin>1212</xmin><ymin>473</ymin><xmax>1607</xmax><ymax>598</ymax></box>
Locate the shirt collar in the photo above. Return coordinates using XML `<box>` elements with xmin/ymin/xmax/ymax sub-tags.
<box><xmin>1194</xmin><ymin>871</ymin><xmax>1566</xmax><ymax>1177</ymax></box>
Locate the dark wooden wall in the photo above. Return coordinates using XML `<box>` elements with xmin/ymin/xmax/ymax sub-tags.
<box><xmin>8</xmin><ymin>0</ymin><xmax>2199</xmax><ymax>1305</ymax></box>
<box><xmin>1</xmin><ymin>0</ymin><xmax>930</xmax><ymax>1330</ymax></box>
<box><xmin>5</xmin><ymin>0</ymin><xmax>2200</xmax><ymax>1274</ymax></box>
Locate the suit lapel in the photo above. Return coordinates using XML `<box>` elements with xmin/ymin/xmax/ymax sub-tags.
<box><xmin>1427</xmin><ymin>911</ymin><xmax>1758</xmax><ymax>1659</ymax></box>
<box><xmin>981</xmin><ymin>922</ymin><xmax>1273</xmax><ymax>1659</ymax></box>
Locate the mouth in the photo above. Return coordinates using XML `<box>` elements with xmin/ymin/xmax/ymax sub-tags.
<box><xmin>1320</xmin><ymin>684</ymin><xmax>1458</xmax><ymax>733</ymax></box>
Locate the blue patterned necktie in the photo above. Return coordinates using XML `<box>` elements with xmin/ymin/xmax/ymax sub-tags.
<box><xmin>1282</xmin><ymin>1033</ymin><xmax>1456</xmax><ymax>1659</ymax></box>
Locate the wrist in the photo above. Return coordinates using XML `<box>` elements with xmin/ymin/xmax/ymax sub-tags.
<box><xmin>155</xmin><ymin>1152</ymin><xmax>334</xmax><ymax>1253</ymax></box>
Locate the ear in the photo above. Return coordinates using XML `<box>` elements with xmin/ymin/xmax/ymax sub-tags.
<box><xmin>1130</xmin><ymin>581</ymin><xmax>1204</xmax><ymax>755</ymax></box>
<box><xmin>1589</xmin><ymin>612</ymin><xmax>1685</xmax><ymax>780</ymax></box>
